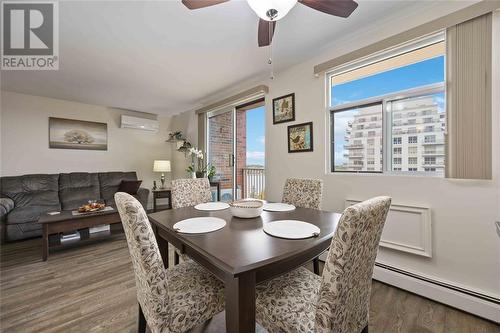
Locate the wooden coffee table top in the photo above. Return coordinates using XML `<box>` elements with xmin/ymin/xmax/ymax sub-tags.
<box><xmin>38</xmin><ymin>207</ymin><xmax>117</xmax><ymax>224</ymax></box>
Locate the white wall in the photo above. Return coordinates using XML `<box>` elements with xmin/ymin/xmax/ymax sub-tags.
<box><xmin>0</xmin><ymin>91</ymin><xmax>172</xmax><ymax>208</ymax></box>
<box><xmin>169</xmin><ymin>111</ymin><xmax>199</xmax><ymax>180</ymax></box>
<box><xmin>264</xmin><ymin>12</ymin><xmax>500</xmax><ymax>300</ymax></box>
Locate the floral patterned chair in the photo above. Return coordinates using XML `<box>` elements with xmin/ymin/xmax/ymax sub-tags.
<box><xmin>170</xmin><ymin>178</ymin><xmax>213</xmax><ymax>264</ymax></box>
<box><xmin>282</xmin><ymin>178</ymin><xmax>323</xmax><ymax>210</ymax></box>
<box><xmin>255</xmin><ymin>196</ymin><xmax>392</xmax><ymax>333</ymax></box>
<box><xmin>282</xmin><ymin>178</ymin><xmax>324</xmax><ymax>274</ymax></box>
<box><xmin>171</xmin><ymin>178</ymin><xmax>212</xmax><ymax>209</ymax></box>
<box><xmin>115</xmin><ymin>192</ymin><xmax>224</xmax><ymax>333</ymax></box>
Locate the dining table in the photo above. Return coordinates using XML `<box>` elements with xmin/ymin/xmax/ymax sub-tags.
<box><xmin>147</xmin><ymin>203</ymin><xmax>341</xmax><ymax>333</ymax></box>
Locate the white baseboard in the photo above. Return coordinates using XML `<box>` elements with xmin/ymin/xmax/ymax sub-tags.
<box><xmin>373</xmin><ymin>264</ymin><xmax>500</xmax><ymax>323</ymax></box>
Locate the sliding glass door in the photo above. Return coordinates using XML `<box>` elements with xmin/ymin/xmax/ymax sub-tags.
<box><xmin>206</xmin><ymin>98</ymin><xmax>266</xmax><ymax>201</ymax></box>
<box><xmin>207</xmin><ymin>108</ymin><xmax>235</xmax><ymax>201</ymax></box>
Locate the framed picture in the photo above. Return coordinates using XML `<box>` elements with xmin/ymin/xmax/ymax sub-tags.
<box><xmin>49</xmin><ymin>117</ymin><xmax>108</xmax><ymax>150</ymax></box>
<box><xmin>272</xmin><ymin>93</ymin><xmax>295</xmax><ymax>124</ymax></box>
<box><xmin>288</xmin><ymin>122</ymin><xmax>313</xmax><ymax>153</ymax></box>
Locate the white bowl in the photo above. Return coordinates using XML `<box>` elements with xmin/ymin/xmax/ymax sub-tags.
<box><xmin>229</xmin><ymin>200</ymin><xmax>263</xmax><ymax>219</ymax></box>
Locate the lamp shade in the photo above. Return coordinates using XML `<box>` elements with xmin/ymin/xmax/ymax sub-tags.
<box><xmin>153</xmin><ymin>160</ymin><xmax>171</xmax><ymax>172</ymax></box>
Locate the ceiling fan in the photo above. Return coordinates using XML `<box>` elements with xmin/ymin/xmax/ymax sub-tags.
<box><xmin>181</xmin><ymin>0</ymin><xmax>358</xmax><ymax>47</ymax></box>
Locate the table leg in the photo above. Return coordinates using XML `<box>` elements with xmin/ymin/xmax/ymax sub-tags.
<box><xmin>313</xmin><ymin>257</ymin><xmax>320</xmax><ymax>275</ymax></box>
<box><xmin>153</xmin><ymin>225</ymin><xmax>169</xmax><ymax>269</ymax></box>
<box><xmin>42</xmin><ymin>224</ymin><xmax>49</xmax><ymax>261</ymax></box>
<box><xmin>174</xmin><ymin>251</ymin><xmax>179</xmax><ymax>265</ymax></box>
<box><xmin>225</xmin><ymin>272</ymin><xmax>256</xmax><ymax>333</ymax></box>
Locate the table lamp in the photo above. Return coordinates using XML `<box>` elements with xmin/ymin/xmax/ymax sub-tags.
<box><xmin>153</xmin><ymin>160</ymin><xmax>171</xmax><ymax>189</ymax></box>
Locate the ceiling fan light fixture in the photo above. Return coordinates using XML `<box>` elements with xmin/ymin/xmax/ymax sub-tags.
<box><xmin>246</xmin><ymin>0</ymin><xmax>297</xmax><ymax>21</ymax></box>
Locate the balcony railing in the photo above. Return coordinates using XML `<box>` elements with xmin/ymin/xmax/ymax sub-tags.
<box><xmin>242</xmin><ymin>167</ymin><xmax>265</xmax><ymax>199</ymax></box>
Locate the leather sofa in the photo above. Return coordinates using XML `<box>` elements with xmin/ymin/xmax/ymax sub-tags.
<box><xmin>0</xmin><ymin>172</ymin><xmax>149</xmax><ymax>242</ymax></box>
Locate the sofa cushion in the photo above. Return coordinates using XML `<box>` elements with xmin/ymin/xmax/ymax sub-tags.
<box><xmin>118</xmin><ymin>180</ymin><xmax>142</xmax><ymax>195</ymax></box>
<box><xmin>59</xmin><ymin>173</ymin><xmax>101</xmax><ymax>210</ymax></box>
<box><xmin>6</xmin><ymin>205</ymin><xmax>60</xmax><ymax>225</ymax></box>
<box><xmin>0</xmin><ymin>174</ymin><xmax>60</xmax><ymax>209</ymax></box>
<box><xmin>99</xmin><ymin>172</ymin><xmax>137</xmax><ymax>206</ymax></box>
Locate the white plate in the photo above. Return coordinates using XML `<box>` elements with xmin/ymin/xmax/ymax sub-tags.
<box><xmin>263</xmin><ymin>220</ymin><xmax>320</xmax><ymax>239</ymax></box>
<box><xmin>194</xmin><ymin>202</ymin><xmax>230</xmax><ymax>211</ymax></box>
<box><xmin>263</xmin><ymin>203</ymin><xmax>296</xmax><ymax>212</ymax></box>
<box><xmin>173</xmin><ymin>217</ymin><xmax>226</xmax><ymax>234</ymax></box>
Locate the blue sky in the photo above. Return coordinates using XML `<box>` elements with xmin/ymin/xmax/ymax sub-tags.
<box><xmin>246</xmin><ymin>105</ymin><xmax>265</xmax><ymax>166</ymax></box>
<box><xmin>332</xmin><ymin>56</ymin><xmax>445</xmax><ymax>166</ymax></box>
<box><xmin>331</xmin><ymin>56</ymin><xmax>445</xmax><ymax>106</ymax></box>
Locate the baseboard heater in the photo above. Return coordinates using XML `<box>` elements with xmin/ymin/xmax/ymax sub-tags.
<box><xmin>375</xmin><ymin>262</ymin><xmax>500</xmax><ymax>304</ymax></box>
<box><xmin>373</xmin><ymin>262</ymin><xmax>500</xmax><ymax>323</ymax></box>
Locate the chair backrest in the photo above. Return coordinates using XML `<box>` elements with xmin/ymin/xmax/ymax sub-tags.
<box><xmin>171</xmin><ymin>178</ymin><xmax>212</xmax><ymax>209</ymax></box>
<box><xmin>281</xmin><ymin>178</ymin><xmax>323</xmax><ymax>210</ymax></box>
<box><xmin>115</xmin><ymin>192</ymin><xmax>169</xmax><ymax>332</ymax></box>
<box><xmin>315</xmin><ymin>196</ymin><xmax>391</xmax><ymax>333</ymax></box>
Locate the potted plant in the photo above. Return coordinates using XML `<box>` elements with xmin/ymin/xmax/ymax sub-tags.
<box><xmin>186</xmin><ymin>147</ymin><xmax>209</xmax><ymax>178</ymax></box>
<box><xmin>207</xmin><ymin>164</ymin><xmax>216</xmax><ymax>182</ymax></box>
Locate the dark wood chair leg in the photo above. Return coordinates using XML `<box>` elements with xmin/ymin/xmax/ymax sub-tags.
<box><xmin>138</xmin><ymin>304</ymin><xmax>147</xmax><ymax>333</ymax></box>
<box><xmin>361</xmin><ymin>324</ymin><xmax>369</xmax><ymax>333</ymax></box>
<box><xmin>174</xmin><ymin>251</ymin><xmax>179</xmax><ymax>265</ymax></box>
<box><xmin>313</xmin><ymin>257</ymin><xmax>320</xmax><ymax>275</ymax></box>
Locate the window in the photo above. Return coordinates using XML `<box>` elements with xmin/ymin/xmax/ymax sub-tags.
<box><xmin>330</xmin><ymin>33</ymin><xmax>445</xmax><ymax>175</ymax></box>
<box><xmin>425</xmin><ymin>167</ymin><xmax>436</xmax><ymax>172</ymax></box>
<box><xmin>424</xmin><ymin>157</ymin><xmax>436</xmax><ymax>165</ymax></box>
<box><xmin>424</xmin><ymin>135</ymin><xmax>436</xmax><ymax>143</ymax></box>
<box><xmin>332</xmin><ymin>104</ymin><xmax>383</xmax><ymax>172</ymax></box>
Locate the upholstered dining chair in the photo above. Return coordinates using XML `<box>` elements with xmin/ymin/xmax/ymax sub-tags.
<box><xmin>115</xmin><ymin>192</ymin><xmax>224</xmax><ymax>333</ymax></box>
<box><xmin>282</xmin><ymin>178</ymin><xmax>324</xmax><ymax>210</ymax></box>
<box><xmin>255</xmin><ymin>196</ymin><xmax>392</xmax><ymax>333</ymax></box>
<box><xmin>170</xmin><ymin>178</ymin><xmax>212</xmax><ymax>264</ymax></box>
<box><xmin>171</xmin><ymin>178</ymin><xmax>212</xmax><ymax>209</ymax></box>
<box><xmin>282</xmin><ymin>178</ymin><xmax>324</xmax><ymax>274</ymax></box>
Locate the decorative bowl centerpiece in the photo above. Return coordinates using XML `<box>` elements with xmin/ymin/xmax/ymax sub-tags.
<box><xmin>78</xmin><ymin>200</ymin><xmax>105</xmax><ymax>213</ymax></box>
<box><xmin>229</xmin><ymin>200</ymin><xmax>263</xmax><ymax>219</ymax></box>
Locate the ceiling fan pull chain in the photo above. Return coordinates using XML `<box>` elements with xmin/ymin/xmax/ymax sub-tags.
<box><xmin>269</xmin><ymin>21</ymin><xmax>274</xmax><ymax>80</ymax></box>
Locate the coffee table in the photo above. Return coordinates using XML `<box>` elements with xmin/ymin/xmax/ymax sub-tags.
<box><xmin>37</xmin><ymin>208</ymin><xmax>121</xmax><ymax>261</ymax></box>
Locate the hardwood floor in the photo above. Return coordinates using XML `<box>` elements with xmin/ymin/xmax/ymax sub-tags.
<box><xmin>1</xmin><ymin>235</ymin><xmax>498</xmax><ymax>333</ymax></box>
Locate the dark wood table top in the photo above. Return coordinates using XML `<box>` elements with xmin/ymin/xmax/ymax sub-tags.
<box><xmin>38</xmin><ymin>207</ymin><xmax>117</xmax><ymax>224</ymax></box>
<box><xmin>148</xmin><ymin>206</ymin><xmax>341</xmax><ymax>276</ymax></box>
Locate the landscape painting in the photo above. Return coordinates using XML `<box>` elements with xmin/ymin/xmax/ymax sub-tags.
<box><xmin>272</xmin><ymin>93</ymin><xmax>295</xmax><ymax>124</ymax></box>
<box><xmin>49</xmin><ymin>117</ymin><xmax>107</xmax><ymax>150</ymax></box>
<box><xmin>288</xmin><ymin>122</ymin><xmax>313</xmax><ymax>153</ymax></box>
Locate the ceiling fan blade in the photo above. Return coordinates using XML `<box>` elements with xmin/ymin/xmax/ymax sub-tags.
<box><xmin>258</xmin><ymin>19</ymin><xmax>276</xmax><ymax>47</ymax></box>
<box><xmin>298</xmin><ymin>0</ymin><xmax>358</xmax><ymax>18</ymax></box>
<box><xmin>181</xmin><ymin>0</ymin><xmax>229</xmax><ymax>10</ymax></box>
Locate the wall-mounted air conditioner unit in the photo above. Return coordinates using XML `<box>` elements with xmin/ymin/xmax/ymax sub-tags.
<box><xmin>120</xmin><ymin>115</ymin><xmax>159</xmax><ymax>133</ymax></box>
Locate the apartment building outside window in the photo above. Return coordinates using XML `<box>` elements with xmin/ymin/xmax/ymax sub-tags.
<box><xmin>330</xmin><ymin>33</ymin><xmax>446</xmax><ymax>175</ymax></box>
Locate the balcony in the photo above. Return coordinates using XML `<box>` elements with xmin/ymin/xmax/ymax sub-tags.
<box><xmin>344</xmin><ymin>144</ymin><xmax>364</xmax><ymax>149</ymax></box>
<box><xmin>242</xmin><ymin>167</ymin><xmax>265</xmax><ymax>199</ymax></box>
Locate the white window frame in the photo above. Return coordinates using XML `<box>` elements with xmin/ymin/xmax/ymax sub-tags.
<box><xmin>326</xmin><ymin>32</ymin><xmax>446</xmax><ymax>177</ymax></box>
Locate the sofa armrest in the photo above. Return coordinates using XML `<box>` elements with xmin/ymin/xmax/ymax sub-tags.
<box><xmin>0</xmin><ymin>197</ymin><xmax>14</xmax><ymax>219</ymax></box>
<box><xmin>135</xmin><ymin>188</ymin><xmax>150</xmax><ymax>210</ymax></box>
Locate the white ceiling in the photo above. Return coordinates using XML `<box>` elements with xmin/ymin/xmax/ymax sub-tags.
<box><xmin>0</xmin><ymin>1</ymin><xmax>474</xmax><ymax>115</ymax></box>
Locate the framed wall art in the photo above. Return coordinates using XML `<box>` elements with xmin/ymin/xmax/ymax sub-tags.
<box><xmin>288</xmin><ymin>122</ymin><xmax>313</xmax><ymax>153</ymax></box>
